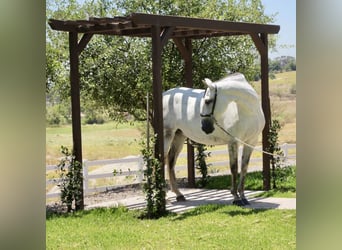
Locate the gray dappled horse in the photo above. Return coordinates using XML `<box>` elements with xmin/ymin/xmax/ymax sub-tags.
<box><xmin>162</xmin><ymin>73</ymin><xmax>265</xmax><ymax>206</ymax></box>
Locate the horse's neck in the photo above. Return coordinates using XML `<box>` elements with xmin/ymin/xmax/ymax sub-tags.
<box><xmin>217</xmin><ymin>87</ymin><xmax>259</xmax><ymax>115</ymax></box>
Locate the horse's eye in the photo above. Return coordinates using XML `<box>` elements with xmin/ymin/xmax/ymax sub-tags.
<box><xmin>205</xmin><ymin>99</ymin><xmax>212</xmax><ymax>105</ymax></box>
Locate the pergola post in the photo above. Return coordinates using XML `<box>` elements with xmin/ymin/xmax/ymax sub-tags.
<box><xmin>172</xmin><ymin>37</ymin><xmax>196</xmax><ymax>187</ymax></box>
<box><xmin>250</xmin><ymin>32</ymin><xmax>271</xmax><ymax>190</ymax></box>
<box><xmin>151</xmin><ymin>25</ymin><xmax>165</xmax><ymax>168</ymax></box>
<box><xmin>184</xmin><ymin>38</ymin><xmax>195</xmax><ymax>188</ymax></box>
<box><xmin>151</xmin><ymin>25</ymin><xmax>166</xmax><ymax>212</ymax></box>
<box><xmin>68</xmin><ymin>32</ymin><xmax>93</xmax><ymax>210</ymax></box>
<box><xmin>69</xmin><ymin>32</ymin><xmax>84</xmax><ymax>210</ymax></box>
<box><xmin>260</xmin><ymin>33</ymin><xmax>271</xmax><ymax>191</ymax></box>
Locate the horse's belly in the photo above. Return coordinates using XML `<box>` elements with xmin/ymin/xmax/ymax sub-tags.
<box><xmin>193</xmin><ymin>135</ymin><xmax>229</xmax><ymax>145</ymax></box>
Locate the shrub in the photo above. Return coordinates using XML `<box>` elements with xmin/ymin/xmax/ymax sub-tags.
<box><xmin>290</xmin><ymin>84</ymin><xmax>296</xmax><ymax>94</ymax></box>
<box><xmin>83</xmin><ymin>114</ymin><xmax>105</xmax><ymax>124</ymax></box>
<box><xmin>46</xmin><ymin>106</ymin><xmax>62</xmax><ymax>125</ymax></box>
<box><xmin>46</xmin><ymin>104</ymin><xmax>71</xmax><ymax>125</ymax></box>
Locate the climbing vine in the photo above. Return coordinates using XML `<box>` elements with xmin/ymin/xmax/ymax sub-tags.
<box><xmin>140</xmin><ymin>135</ymin><xmax>166</xmax><ymax>219</ymax></box>
<box><xmin>194</xmin><ymin>143</ymin><xmax>212</xmax><ymax>187</ymax></box>
<box><xmin>56</xmin><ymin>146</ymin><xmax>83</xmax><ymax>212</ymax></box>
<box><xmin>268</xmin><ymin>119</ymin><xmax>289</xmax><ymax>189</ymax></box>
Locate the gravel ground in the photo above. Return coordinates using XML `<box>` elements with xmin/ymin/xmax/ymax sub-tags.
<box><xmin>46</xmin><ymin>179</ymin><xmax>190</xmax><ymax>215</ymax></box>
<box><xmin>46</xmin><ymin>184</ymin><xmax>143</xmax><ymax>215</ymax></box>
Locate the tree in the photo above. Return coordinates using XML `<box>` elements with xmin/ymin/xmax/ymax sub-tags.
<box><xmin>269</xmin><ymin>56</ymin><xmax>296</xmax><ymax>73</ymax></box>
<box><xmin>269</xmin><ymin>59</ymin><xmax>282</xmax><ymax>72</ymax></box>
<box><xmin>46</xmin><ymin>0</ymin><xmax>277</xmax><ymax>124</ymax></box>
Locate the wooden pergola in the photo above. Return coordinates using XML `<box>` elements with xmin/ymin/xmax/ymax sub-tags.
<box><xmin>49</xmin><ymin>13</ymin><xmax>280</xmax><ymax>210</ymax></box>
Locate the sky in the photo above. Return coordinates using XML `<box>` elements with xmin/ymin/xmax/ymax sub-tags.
<box><xmin>261</xmin><ymin>0</ymin><xmax>296</xmax><ymax>59</ymax></box>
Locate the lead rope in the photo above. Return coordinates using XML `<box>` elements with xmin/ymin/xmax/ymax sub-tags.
<box><xmin>212</xmin><ymin>117</ymin><xmax>285</xmax><ymax>159</ymax></box>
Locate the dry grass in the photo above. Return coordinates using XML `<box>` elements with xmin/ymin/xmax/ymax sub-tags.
<box><xmin>46</xmin><ymin>122</ymin><xmax>143</xmax><ymax>165</ymax></box>
<box><xmin>252</xmin><ymin>71</ymin><xmax>296</xmax><ymax>141</ymax></box>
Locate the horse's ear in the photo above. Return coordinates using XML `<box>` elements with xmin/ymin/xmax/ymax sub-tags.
<box><xmin>203</xmin><ymin>78</ymin><xmax>214</xmax><ymax>89</ymax></box>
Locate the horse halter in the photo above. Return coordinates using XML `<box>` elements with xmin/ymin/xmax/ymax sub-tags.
<box><xmin>200</xmin><ymin>85</ymin><xmax>218</xmax><ymax>118</ymax></box>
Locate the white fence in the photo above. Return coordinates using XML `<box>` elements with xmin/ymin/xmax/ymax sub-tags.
<box><xmin>46</xmin><ymin>143</ymin><xmax>296</xmax><ymax>199</ymax></box>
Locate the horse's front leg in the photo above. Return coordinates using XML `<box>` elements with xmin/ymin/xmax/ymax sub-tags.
<box><xmin>228</xmin><ymin>142</ymin><xmax>243</xmax><ymax>206</ymax></box>
<box><xmin>166</xmin><ymin>130</ymin><xmax>186</xmax><ymax>202</ymax></box>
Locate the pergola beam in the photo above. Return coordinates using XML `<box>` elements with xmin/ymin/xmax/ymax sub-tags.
<box><xmin>172</xmin><ymin>38</ymin><xmax>191</xmax><ymax>62</ymax></box>
<box><xmin>130</xmin><ymin>13</ymin><xmax>280</xmax><ymax>34</ymax></box>
<box><xmin>77</xmin><ymin>33</ymin><xmax>94</xmax><ymax>55</ymax></box>
<box><xmin>161</xmin><ymin>27</ymin><xmax>175</xmax><ymax>48</ymax></box>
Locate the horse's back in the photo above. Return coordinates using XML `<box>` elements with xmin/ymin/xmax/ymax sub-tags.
<box><xmin>162</xmin><ymin>87</ymin><xmax>203</xmax><ymax>111</ymax></box>
<box><xmin>163</xmin><ymin>87</ymin><xmax>203</xmax><ymax>97</ymax></box>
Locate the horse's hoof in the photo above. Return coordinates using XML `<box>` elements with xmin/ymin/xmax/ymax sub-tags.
<box><xmin>176</xmin><ymin>195</ymin><xmax>186</xmax><ymax>202</ymax></box>
<box><xmin>241</xmin><ymin>198</ymin><xmax>250</xmax><ymax>206</ymax></box>
<box><xmin>232</xmin><ymin>199</ymin><xmax>245</xmax><ymax>206</ymax></box>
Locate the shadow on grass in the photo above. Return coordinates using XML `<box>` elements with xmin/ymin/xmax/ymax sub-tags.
<box><xmin>254</xmin><ymin>188</ymin><xmax>296</xmax><ymax>198</ymax></box>
<box><xmin>46</xmin><ymin>205</ymin><xmax>129</xmax><ymax>220</ymax></box>
<box><xmin>223</xmin><ymin>207</ymin><xmax>267</xmax><ymax>217</ymax></box>
<box><xmin>172</xmin><ymin>203</ymin><xmax>269</xmax><ymax>221</ymax></box>
<box><xmin>204</xmin><ymin>166</ymin><xmax>296</xmax><ymax>194</ymax></box>
<box><xmin>171</xmin><ymin>204</ymin><xmax>224</xmax><ymax>221</ymax></box>
<box><xmin>204</xmin><ymin>171</ymin><xmax>264</xmax><ymax>190</ymax></box>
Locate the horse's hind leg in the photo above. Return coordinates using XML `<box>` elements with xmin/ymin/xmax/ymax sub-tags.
<box><xmin>238</xmin><ymin>144</ymin><xmax>254</xmax><ymax>205</ymax></box>
<box><xmin>228</xmin><ymin>141</ymin><xmax>243</xmax><ymax>206</ymax></box>
<box><xmin>167</xmin><ymin>130</ymin><xmax>186</xmax><ymax>201</ymax></box>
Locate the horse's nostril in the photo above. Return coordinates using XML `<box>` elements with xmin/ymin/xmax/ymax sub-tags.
<box><xmin>201</xmin><ymin>119</ymin><xmax>215</xmax><ymax>134</ymax></box>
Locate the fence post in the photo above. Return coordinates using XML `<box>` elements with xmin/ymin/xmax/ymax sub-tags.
<box><xmin>138</xmin><ymin>156</ymin><xmax>144</xmax><ymax>183</ymax></box>
<box><xmin>282</xmin><ymin>143</ymin><xmax>288</xmax><ymax>164</ymax></box>
<box><xmin>83</xmin><ymin>160</ymin><xmax>88</xmax><ymax>195</ymax></box>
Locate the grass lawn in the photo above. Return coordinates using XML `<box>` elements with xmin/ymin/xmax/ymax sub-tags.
<box><xmin>46</xmin><ymin>205</ymin><xmax>296</xmax><ymax>249</ymax></box>
<box><xmin>46</xmin><ymin>166</ymin><xmax>296</xmax><ymax>249</ymax></box>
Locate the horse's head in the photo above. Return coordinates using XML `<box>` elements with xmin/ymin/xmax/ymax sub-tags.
<box><xmin>200</xmin><ymin>78</ymin><xmax>217</xmax><ymax>134</ymax></box>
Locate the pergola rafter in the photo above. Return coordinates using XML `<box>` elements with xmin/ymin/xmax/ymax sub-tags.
<box><xmin>49</xmin><ymin>12</ymin><xmax>280</xmax><ymax>210</ymax></box>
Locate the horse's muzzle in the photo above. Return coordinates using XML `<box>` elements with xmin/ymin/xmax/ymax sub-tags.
<box><xmin>201</xmin><ymin>118</ymin><xmax>215</xmax><ymax>134</ymax></box>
